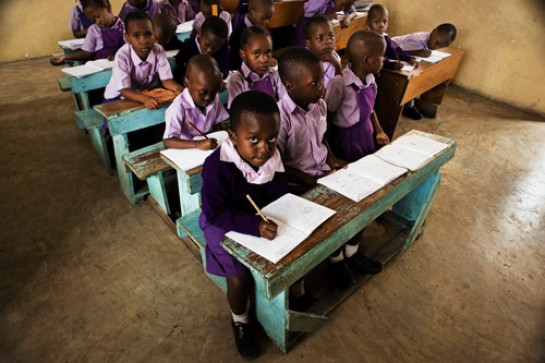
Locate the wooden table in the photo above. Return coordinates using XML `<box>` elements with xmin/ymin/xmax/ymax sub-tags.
<box><xmin>375</xmin><ymin>47</ymin><xmax>464</xmax><ymax>139</ymax></box>
<box><xmin>333</xmin><ymin>12</ymin><xmax>367</xmax><ymax>50</ymax></box>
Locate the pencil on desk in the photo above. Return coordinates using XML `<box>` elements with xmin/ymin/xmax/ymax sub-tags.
<box><xmin>186</xmin><ymin>119</ymin><xmax>209</xmax><ymax>139</ymax></box>
<box><xmin>246</xmin><ymin>194</ymin><xmax>269</xmax><ymax>223</ymax></box>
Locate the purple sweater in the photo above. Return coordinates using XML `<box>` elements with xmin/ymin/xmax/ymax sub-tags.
<box><xmin>201</xmin><ymin>148</ymin><xmax>289</xmax><ymax>236</ymax></box>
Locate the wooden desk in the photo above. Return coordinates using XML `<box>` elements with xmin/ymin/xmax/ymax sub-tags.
<box><xmin>375</xmin><ymin>47</ymin><xmax>464</xmax><ymax>139</ymax></box>
<box><xmin>219</xmin><ymin>131</ymin><xmax>456</xmax><ymax>352</ymax></box>
<box><xmin>333</xmin><ymin>12</ymin><xmax>367</xmax><ymax>50</ymax></box>
<box><xmin>268</xmin><ymin>0</ymin><xmax>305</xmax><ymax>29</ymax></box>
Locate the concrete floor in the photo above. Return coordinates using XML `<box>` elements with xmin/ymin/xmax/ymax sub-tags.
<box><xmin>1</xmin><ymin>58</ymin><xmax>544</xmax><ymax>362</ymax></box>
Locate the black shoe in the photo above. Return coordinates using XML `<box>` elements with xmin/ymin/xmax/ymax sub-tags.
<box><xmin>329</xmin><ymin>260</ymin><xmax>356</xmax><ymax>289</ymax></box>
<box><xmin>289</xmin><ymin>291</ymin><xmax>315</xmax><ymax>311</ymax></box>
<box><xmin>231</xmin><ymin>320</ymin><xmax>259</xmax><ymax>360</ymax></box>
<box><xmin>346</xmin><ymin>252</ymin><xmax>383</xmax><ymax>275</ymax></box>
<box><xmin>403</xmin><ymin>105</ymin><xmax>423</xmax><ymax>120</ymax></box>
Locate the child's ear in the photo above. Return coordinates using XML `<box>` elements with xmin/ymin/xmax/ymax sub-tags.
<box><xmin>239</xmin><ymin>49</ymin><xmax>246</xmax><ymax>62</ymax></box>
<box><xmin>228</xmin><ymin>129</ymin><xmax>237</xmax><ymax>144</ymax></box>
<box><xmin>284</xmin><ymin>80</ymin><xmax>293</xmax><ymax>94</ymax></box>
<box><xmin>184</xmin><ymin>76</ymin><xmax>190</xmax><ymax>88</ymax></box>
<box><xmin>124</xmin><ymin>33</ymin><xmax>130</xmax><ymax>43</ymax></box>
<box><xmin>304</xmin><ymin>39</ymin><xmax>311</xmax><ymax>49</ymax></box>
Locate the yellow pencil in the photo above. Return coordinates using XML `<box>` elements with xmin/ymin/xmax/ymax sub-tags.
<box><xmin>246</xmin><ymin>194</ymin><xmax>269</xmax><ymax>223</ymax></box>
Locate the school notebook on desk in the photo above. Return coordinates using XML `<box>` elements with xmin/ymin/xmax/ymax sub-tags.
<box><xmin>225</xmin><ymin>193</ymin><xmax>336</xmax><ymax>263</ymax></box>
<box><xmin>413</xmin><ymin>50</ymin><xmax>451</xmax><ymax>63</ymax></box>
<box><xmin>141</xmin><ymin>88</ymin><xmax>176</xmax><ymax>104</ymax></box>
<box><xmin>58</xmin><ymin>38</ymin><xmax>85</xmax><ymax>50</ymax></box>
<box><xmin>61</xmin><ymin>59</ymin><xmax>114</xmax><ymax>78</ymax></box>
<box><xmin>160</xmin><ymin>131</ymin><xmax>229</xmax><ymax>171</ymax></box>
<box><xmin>176</xmin><ymin>20</ymin><xmax>194</xmax><ymax>34</ymax></box>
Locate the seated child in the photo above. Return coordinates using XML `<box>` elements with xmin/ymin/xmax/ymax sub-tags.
<box><xmin>226</xmin><ymin>26</ymin><xmax>285</xmax><ymax>107</ymax></box>
<box><xmin>277</xmin><ymin>47</ymin><xmax>382</xmax><ymax>288</ymax></box>
<box><xmin>295</xmin><ymin>0</ymin><xmax>357</xmax><ymax>46</ymax></box>
<box><xmin>158</xmin><ymin>0</ymin><xmax>195</xmax><ymax>24</ymax></box>
<box><xmin>366</xmin><ymin>4</ymin><xmax>415</xmax><ymax>70</ymax></box>
<box><xmin>199</xmin><ymin>91</ymin><xmax>288</xmax><ymax>359</ymax></box>
<box><xmin>192</xmin><ymin>0</ymin><xmax>232</xmax><ymax>38</ymax></box>
<box><xmin>325</xmin><ymin>31</ymin><xmax>389</xmax><ymax>162</ymax></box>
<box><xmin>163</xmin><ymin>55</ymin><xmax>228</xmax><ymax>149</ymax></box>
<box><xmin>51</xmin><ymin>0</ymin><xmax>125</xmax><ymax>64</ymax></box>
<box><xmin>305</xmin><ymin>15</ymin><xmax>341</xmax><ymax>89</ymax></box>
<box><xmin>104</xmin><ymin>11</ymin><xmax>183</xmax><ymax>108</ymax></box>
<box><xmin>229</xmin><ymin>0</ymin><xmax>274</xmax><ymax>70</ymax></box>
<box><xmin>119</xmin><ymin>0</ymin><xmax>161</xmax><ymax>21</ymax></box>
<box><xmin>152</xmin><ymin>13</ymin><xmax>183</xmax><ymax>50</ymax></box>
<box><xmin>70</xmin><ymin>1</ymin><xmax>94</xmax><ymax>38</ymax></box>
<box><xmin>392</xmin><ymin>23</ymin><xmax>457</xmax><ymax>57</ymax></box>
<box><xmin>175</xmin><ymin>16</ymin><xmax>230</xmax><ymax>80</ymax></box>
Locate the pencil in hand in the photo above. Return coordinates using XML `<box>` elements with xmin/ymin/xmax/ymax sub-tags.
<box><xmin>246</xmin><ymin>194</ymin><xmax>269</xmax><ymax>223</ymax></box>
<box><xmin>186</xmin><ymin>119</ymin><xmax>208</xmax><ymax>139</ymax></box>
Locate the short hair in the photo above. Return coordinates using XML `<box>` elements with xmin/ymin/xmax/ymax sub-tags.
<box><xmin>124</xmin><ymin>11</ymin><xmax>151</xmax><ymax>33</ymax></box>
<box><xmin>239</xmin><ymin>25</ymin><xmax>271</xmax><ymax>49</ymax></box>
<box><xmin>229</xmin><ymin>91</ymin><xmax>280</xmax><ymax>131</ymax></box>
<box><xmin>201</xmin><ymin>16</ymin><xmax>228</xmax><ymax>40</ymax></box>
<box><xmin>304</xmin><ymin>15</ymin><xmax>330</xmax><ymax>39</ymax></box>
<box><xmin>367</xmin><ymin>4</ymin><xmax>387</xmax><ymax>20</ymax></box>
<box><xmin>81</xmin><ymin>0</ymin><xmax>110</xmax><ymax>10</ymax></box>
<box><xmin>436</xmin><ymin>23</ymin><xmax>457</xmax><ymax>41</ymax></box>
<box><xmin>278</xmin><ymin>47</ymin><xmax>321</xmax><ymax>83</ymax></box>
<box><xmin>152</xmin><ymin>13</ymin><xmax>177</xmax><ymax>37</ymax></box>
<box><xmin>186</xmin><ymin>54</ymin><xmax>223</xmax><ymax>81</ymax></box>
<box><xmin>347</xmin><ymin>30</ymin><xmax>385</xmax><ymax>60</ymax></box>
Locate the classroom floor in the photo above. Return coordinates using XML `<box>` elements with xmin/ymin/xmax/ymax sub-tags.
<box><xmin>1</xmin><ymin>58</ymin><xmax>544</xmax><ymax>362</ymax></box>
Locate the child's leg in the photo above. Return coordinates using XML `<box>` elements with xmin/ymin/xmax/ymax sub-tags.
<box><xmin>226</xmin><ymin>274</ymin><xmax>251</xmax><ymax>318</ymax></box>
<box><xmin>344</xmin><ymin>231</ymin><xmax>383</xmax><ymax>274</ymax></box>
<box><xmin>328</xmin><ymin>247</ymin><xmax>356</xmax><ymax>289</ymax></box>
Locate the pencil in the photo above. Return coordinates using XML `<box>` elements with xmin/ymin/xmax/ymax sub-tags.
<box><xmin>186</xmin><ymin>119</ymin><xmax>209</xmax><ymax>139</ymax></box>
<box><xmin>246</xmin><ymin>194</ymin><xmax>269</xmax><ymax>223</ymax></box>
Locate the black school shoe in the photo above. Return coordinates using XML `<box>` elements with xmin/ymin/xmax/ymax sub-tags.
<box><xmin>329</xmin><ymin>260</ymin><xmax>356</xmax><ymax>289</ymax></box>
<box><xmin>346</xmin><ymin>252</ymin><xmax>383</xmax><ymax>275</ymax></box>
<box><xmin>289</xmin><ymin>291</ymin><xmax>315</xmax><ymax>311</ymax></box>
<box><xmin>403</xmin><ymin>105</ymin><xmax>423</xmax><ymax>120</ymax></box>
<box><xmin>231</xmin><ymin>320</ymin><xmax>259</xmax><ymax>360</ymax></box>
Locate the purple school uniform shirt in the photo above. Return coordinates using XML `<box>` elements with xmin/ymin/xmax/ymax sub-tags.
<box><xmin>163</xmin><ymin>88</ymin><xmax>229</xmax><ymax>140</ymax></box>
<box><xmin>303</xmin><ymin>0</ymin><xmax>355</xmax><ymax>18</ymax></box>
<box><xmin>192</xmin><ymin>11</ymin><xmax>232</xmax><ymax>38</ymax></box>
<box><xmin>325</xmin><ymin>67</ymin><xmax>376</xmax><ymax>128</ymax></box>
<box><xmin>277</xmin><ymin>96</ymin><xmax>331</xmax><ymax>176</ymax></box>
<box><xmin>160</xmin><ymin>0</ymin><xmax>195</xmax><ymax>23</ymax></box>
<box><xmin>383</xmin><ymin>33</ymin><xmax>413</xmax><ymax>69</ymax></box>
<box><xmin>119</xmin><ymin>0</ymin><xmax>161</xmax><ymax>21</ymax></box>
<box><xmin>104</xmin><ymin>43</ymin><xmax>172</xmax><ymax>99</ymax></box>
<box><xmin>391</xmin><ymin>32</ymin><xmax>430</xmax><ymax>52</ymax></box>
<box><xmin>81</xmin><ymin>17</ymin><xmax>125</xmax><ymax>55</ymax></box>
<box><xmin>226</xmin><ymin>62</ymin><xmax>286</xmax><ymax>107</ymax></box>
<box><xmin>70</xmin><ymin>5</ymin><xmax>93</xmax><ymax>32</ymax></box>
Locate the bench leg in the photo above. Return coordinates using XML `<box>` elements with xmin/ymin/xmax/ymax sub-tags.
<box><xmin>88</xmin><ymin>126</ymin><xmax>114</xmax><ymax>176</ymax></box>
<box><xmin>176</xmin><ymin>170</ymin><xmax>200</xmax><ymax>238</ymax></box>
<box><xmin>146</xmin><ymin>173</ymin><xmax>170</xmax><ymax>215</ymax></box>
<box><xmin>392</xmin><ymin>171</ymin><xmax>442</xmax><ymax>249</ymax></box>
<box><xmin>112</xmin><ymin>134</ymin><xmax>147</xmax><ymax>204</ymax></box>
<box><xmin>253</xmin><ymin>278</ymin><xmax>289</xmax><ymax>353</ymax></box>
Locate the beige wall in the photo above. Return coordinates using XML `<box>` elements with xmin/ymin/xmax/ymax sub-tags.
<box><xmin>381</xmin><ymin>0</ymin><xmax>545</xmax><ymax>116</ymax></box>
<box><xmin>1</xmin><ymin>0</ymin><xmax>545</xmax><ymax>116</ymax></box>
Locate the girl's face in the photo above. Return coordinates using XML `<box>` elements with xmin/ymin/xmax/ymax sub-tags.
<box><xmin>240</xmin><ymin>35</ymin><xmax>273</xmax><ymax>76</ymax></box>
<box><xmin>368</xmin><ymin>9</ymin><xmax>388</xmax><ymax>34</ymax></box>
<box><xmin>230</xmin><ymin>112</ymin><xmax>280</xmax><ymax>168</ymax></box>
<box><xmin>84</xmin><ymin>5</ymin><xmax>115</xmax><ymax>27</ymax></box>
<box><xmin>197</xmin><ymin>32</ymin><xmax>225</xmax><ymax>55</ymax></box>
<box><xmin>305</xmin><ymin>23</ymin><xmax>336</xmax><ymax>57</ymax></box>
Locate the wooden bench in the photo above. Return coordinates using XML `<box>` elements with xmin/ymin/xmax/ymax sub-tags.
<box><xmin>375</xmin><ymin>47</ymin><xmax>464</xmax><ymax>139</ymax></box>
<box><xmin>122</xmin><ymin>142</ymin><xmax>172</xmax><ymax>215</ymax></box>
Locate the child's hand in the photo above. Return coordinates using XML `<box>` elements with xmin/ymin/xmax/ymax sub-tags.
<box><xmin>408</xmin><ymin>58</ymin><xmax>418</xmax><ymax>66</ymax></box>
<box><xmin>376</xmin><ymin>132</ymin><xmax>389</xmax><ymax>146</ymax></box>
<box><xmin>259</xmin><ymin>219</ymin><xmax>278</xmax><ymax>240</ymax></box>
<box><xmin>393</xmin><ymin>61</ymin><xmax>403</xmax><ymax>70</ymax></box>
<box><xmin>197</xmin><ymin>138</ymin><xmax>218</xmax><ymax>150</ymax></box>
<box><xmin>340</xmin><ymin>16</ymin><xmax>351</xmax><ymax>28</ymax></box>
<box><xmin>417</xmin><ymin>49</ymin><xmax>432</xmax><ymax>58</ymax></box>
<box><xmin>173</xmin><ymin>84</ymin><xmax>184</xmax><ymax>95</ymax></box>
<box><xmin>144</xmin><ymin>97</ymin><xmax>160</xmax><ymax>109</ymax></box>
<box><xmin>321</xmin><ymin>52</ymin><xmax>342</xmax><ymax>74</ymax></box>
<box><xmin>50</xmin><ymin>55</ymin><xmax>66</xmax><ymax>66</ymax></box>
<box><xmin>107</xmin><ymin>54</ymin><xmax>115</xmax><ymax>61</ymax></box>
<box><xmin>268</xmin><ymin>58</ymin><xmax>278</xmax><ymax>68</ymax></box>
<box><xmin>328</xmin><ymin>156</ymin><xmax>348</xmax><ymax>170</ymax></box>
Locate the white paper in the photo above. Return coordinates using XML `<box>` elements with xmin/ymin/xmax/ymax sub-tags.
<box><xmin>392</xmin><ymin>133</ymin><xmax>449</xmax><ymax>157</ymax></box>
<box><xmin>349</xmin><ymin>154</ymin><xmax>408</xmax><ymax>185</ymax></box>
<box><xmin>400</xmin><ymin>61</ymin><xmax>415</xmax><ymax>72</ymax></box>
<box><xmin>374</xmin><ymin>144</ymin><xmax>432</xmax><ymax>171</ymax></box>
<box><xmin>160</xmin><ymin>131</ymin><xmax>228</xmax><ymax>171</ymax></box>
<box><xmin>319</xmin><ymin>168</ymin><xmax>382</xmax><ymax>202</ymax></box>
<box><xmin>60</xmin><ymin>59</ymin><xmax>113</xmax><ymax>78</ymax></box>
<box><xmin>58</xmin><ymin>38</ymin><xmax>85</xmax><ymax>50</ymax></box>
<box><xmin>176</xmin><ymin>20</ymin><xmax>194</xmax><ymax>33</ymax></box>
<box><xmin>165</xmin><ymin>49</ymin><xmax>180</xmax><ymax>58</ymax></box>
<box><xmin>225</xmin><ymin>194</ymin><xmax>336</xmax><ymax>263</ymax></box>
<box><xmin>413</xmin><ymin>50</ymin><xmax>451</xmax><ymax>63</ymax></box>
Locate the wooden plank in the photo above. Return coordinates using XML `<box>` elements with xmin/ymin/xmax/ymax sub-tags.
<box><xmin>268</xmin><ymin>0</ymin><xmax>305</xmax><ymax>28</ymax></box>
<box><xmin>69</xmin><ymin>70</ymin><xmax>112</xmax><ymax>93</ymax></box>
<box><xmin>123</xmin><ymin>142</ymin><xmax>170</xmax><ymax>180</ymax></box>
<box><xmin>75</xmin><ymin>109</ymin><xmax>105</xmax><ymax>129</ymax></box>
<box><xmin>333</xmin><ymin>13</ymin><xmax>367</xmax><ymax>51</ymax></box>
<box><xmin>286</xmin><ymin>310</ymin><xmax>327</xmax><ymax>333</ymax></box>
<box><xmin>58</xmin><ymin>76</ymin><xmax>72</xmax><ymax>92</ymax></box>
<box><xmin>106</xmin><ymin>106</ymin><xmax>167</xmax><ymax>136</ymax></box>
<box><xmin>94</xmin><ymin>99</ymin><xmax>144</xmax><ymax>118</ymax></box>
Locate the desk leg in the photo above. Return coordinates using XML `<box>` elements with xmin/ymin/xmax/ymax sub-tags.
<box><xmin>176</xmin><ymin>170</ymin><xmax>200</xmax><ymax>238</ymax></box>
<box><xmin>375</xmin><ymin>73</ymin><xmax>406</xmax><ymax>140</ymax></box>
<box><xmin>113</xmin><ymin>134</ymin><xmax>147</xmax><ymax>204</ymax></box>
<box><xmin>146</xmin><ymin>173</ymin><xmax>170</xmax><ymax>215</ymax></box>
<box><xmin>417</xmin><ymin>81</ymin><xmax>450</xmax><ymax>118</ymax></box>
<box><xmin>88</xmin><ymin>126</ymin><xmax>114</xmax><ymax>176</ymax></box>
<box><xmin>393</xmin><ymin>171</ymin><xmax>442</xmax><ymax>249</ymax></box>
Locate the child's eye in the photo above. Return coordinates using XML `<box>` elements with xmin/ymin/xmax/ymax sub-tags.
<box><xmin>253</xmin><ymin>52</ymin><xmax>260</xmax><ymax>58</ymax></box>
<box><xmin>268</xmin><ymin>137</ymin><xmax>277</xmax><ymax>143</ymax></box>
<box><xmin>249</xmin><ymin>137</ymin><xmax>259</xmax><ymax>144</ymax></box>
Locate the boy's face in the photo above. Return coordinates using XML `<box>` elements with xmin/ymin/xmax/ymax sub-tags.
<box><xmin>185</xmin><ymin>71</ymin><xmax>222</xmax><ymax>109</ymax></box>
<box><xmin>230</xmin><ymin>111</ymin><xmax>280</xmax><ymax>168</ymax></box>
<box><xmin>84</xmin><ymin>5</ymin><xmax>114</xmax><ymax>27</ymax></box>
<box><xmin>428</xmin><ymin>29</ymin><xmax>452</xmax><ymax>50</ymax></box>
<box><xmin>368</xmin><ymin>9</ymin><xmax>388</xmax><ymax>34</ymax></box>
<box><xmin>305</xmin><ymin>23</ymin><xmax>336</xmax><ymax>57</ymax></box>
<box><xmin>363</xmin><ymin>43</ymin><xmax>386</xmax><ymax>74</ymax></box>
<box><xmin>248</xmin><ymin>4</ymin><xmax>274</xmax><ymax>27</ymax></box>
<box><xmin>285</xmin><ymin>62</ymin><xmax>324</xmax><ymax>107</ymax></box>
<box><xmin>197</xmin><ymin>32</ymin><xmax>225</xmax><ymax>55</ymax></box>
<box><xmin>125</xmin><ymin>19</ymin><xmax>156</xmax><ymax>59</ymax></box>
<box><xmin>128</xmin><ymin>0</ymin><xmax>147</xmax><ymax>8</ymax></box>
<box><xmin>240</xmin><ymin>35</ymin><xmax>273</xmax><ymax>76</ymax></box>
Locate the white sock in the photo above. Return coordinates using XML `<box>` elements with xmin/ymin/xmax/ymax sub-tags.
<box><xmin>231</xmin><ymin>308</ymin><xmax>249</xmax><ymax>324</ymax></box>
<box><xmin>290</xmin><ymin>279</ymin><xmax>305</xmax><ymax>298</ymax></box>
<box><xmin>344</xmin><ymin>243</ymin><xmax>359</xmax><ymax>258</ymax></box>
<box><xmin>329</xmin><ymin>250</ymin><xmax>344</xmax><ymax>263</ymax></box>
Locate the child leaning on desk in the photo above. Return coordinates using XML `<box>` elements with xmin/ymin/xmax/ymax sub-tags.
<box><xmin>199</xmin><ymin>91</ymin><xmax>288</xmax><ymax>359</ymax></box>
<box><xmin>51</xmin><ymin>0</ymin><xmax>125</xmax><ymax>65</ymax></box>
<box><xmin>163</xmin><ymin>55</ymin><xmax>228</xmax><ymax>150</ymax></box>
<box><xmin>70</xmin><ymin>0</ymin><xmax>94</xmax><ymax>38</ymax></box>
<box><xmin>103</xmin><ymin>11</ymin><xmax>183</xmax><ymax>109</ymax></box>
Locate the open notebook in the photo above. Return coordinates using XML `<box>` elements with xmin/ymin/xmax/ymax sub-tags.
<box><xmin>413</xmin><ymin>50</ymin><xmax>451</xmax><ymax>64</ymax></box>
<box><xmin>225</xmin><ymin>193</ymin><xmax>336</xmax><ymax>263</ymax></box>
<box><xmin>160</xmin><ymin>130</ymin><xmax>229</xmax><ymax>171</ymax></box>
<box><xmin>61</xmin><ymin>59</ymin><xmax>114</xmax><ymax>78</ymax></box>
<box><xmin>176</xmin><ymin>20</ymin><xmax>194</xmax><ymax>34</ymax></box>
<box><xmin>58</xmin><ymin>38</ymin><xmax>85</xmax><ymax>50</ymax></box>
